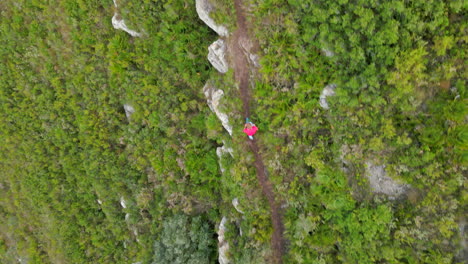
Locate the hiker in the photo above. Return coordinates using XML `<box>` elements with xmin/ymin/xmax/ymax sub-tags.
<box><xmin>243</xmin><ymin>118</ymin><xmax>258</xmax><ymax>140</ymax></box>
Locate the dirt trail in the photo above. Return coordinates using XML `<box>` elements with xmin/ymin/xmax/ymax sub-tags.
<box><xmin>230</xmin><ymin>0</ymin><xmax>286</xmax><ymax>262</ymax></box>
<box><xmin>231</xmin><ymin>0</ymin><xmax>250</xmax><ymax>118</ymax></box>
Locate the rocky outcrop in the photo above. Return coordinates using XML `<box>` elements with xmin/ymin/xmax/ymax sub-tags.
<box><xmin>218</xmin><ymin>217</ymin><xmax>230</xmax><ymax>264</ymax></box>
<box><xmin>133</xmin><ymin>228</ymin><xmax>140</xmax><ymax>242</ymax></box>
<box><xmin>365</xmin><ymin>162</ymin><xmax>410</xmax><ymax>199</ymax></box>
<box><xmin>222</xmin><ymin>141</ymin><xmax>234</xmax><ymax>157</ymax></box>
<box><xmin>457</xmin><ymin>219</ymin><xmax>467</xmax><ymax>262</ymax></box>
<box><xmin>112</xmin><ymin>0</ymin><xmax>141</xmax><ymax>37</ymax></box>
<box><xmin>319</xmin><ymin>84</ymin><xmax>336</xmax><ymax>110</ymax></box>
<box><xmin>208</xmin><ymin>39</ymin><xmax>229</xmax><ymax>73</ymax></box>
<box><xmin>120</xmin><ymin>196</ymin><xmax>127</xmax><ymax>209</ymax></box>
<box><xmin>320</xmin><ymin>40</ymin><xmax>335</xmax><ymax>57</ymax></box>
<box><xmin>239</xmin><ymin>37</ymin><xmax>260</xmax><ymax>68</ymax></box>
<box><xmin>249</xmin><ymin>53</ymin><xmax>260</xmax><ymax>68</ymax></box>
<box><xmin>232</xmin><ymin>198</ymin><xmax>244</xmax><ymax>214</ymax></box>
<box><xmin>112</xmin><ymin>15</ymin><xmax>142</xmax><ymax>37</ymax></box>
<box><xmin>17</xmin><ymin>257</ymin><xmax>28</xmax><ymax>264</ymax></box>
<box><xmin>322</xmin><ymin>48</ymin><xmax>335</xmax><ymax>57</ymax></box>
<box><xmin>124</xmin><ymin>104</ymin><xmax>135</xmax><ymax>120</ymax></box>
<box><xmin>341</xmin><ymin>145</ymin><xmax>410</xmax><ymax>199</ymax></box>
<box><xmin>203</xmin><ymin>82</ymin><xmax>232</xmax><ymax>135</ymax></box>
<box><xmin>195</xmin><ymin>0</ymin><xmax>229</xmax><ymax>37</ymax></box>
<box><xmin>216</xmin><ymin>144</ymin><xmax>233</xmax><ymax>173</ymax></box>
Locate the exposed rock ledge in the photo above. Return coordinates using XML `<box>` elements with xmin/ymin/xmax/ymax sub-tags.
<box><xmin>208</xmin><ymin>39</ymin><xmax>229</xmax><ymax>73</ymax></box>
<box><xmin>203</xmin><ymin>82</ymin><xmax>232</xmax><ymax>135</ymax></box>
<box><xmin>196</xmin><ymin>0</ymin><xmax>229</xmax><ymax>37</ymax></box>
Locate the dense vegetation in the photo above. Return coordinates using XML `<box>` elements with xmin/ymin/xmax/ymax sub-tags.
<box><xmin>0</xmin><ymin>0</ymin><xmax>219</xmax><ymax>263</ymax></box>
<box><xmin>248</xmin><ymin>0</ymin><xmax>467</xmax><ymax>263</ymax></box>
<box><xmin>0</xmin><ymin>0</ymin><xmax>466</xmax><ymax>263</ymax></box>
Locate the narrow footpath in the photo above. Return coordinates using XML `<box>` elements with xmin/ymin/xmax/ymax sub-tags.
<box><xmin>230</xmin><ymin>0</ymin><xmax>286</xmax><ymax>262</ymax></box>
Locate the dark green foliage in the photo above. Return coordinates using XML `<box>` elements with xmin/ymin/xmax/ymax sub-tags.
<box><xmin>152</xmin><ymin>214</ymin><xmax>216</xmax><ymax>264</ymax></box>
<box><xmin>0</xmin><ymin>0</ymin><xmax>219</xmax><ymax>263</ymax></box>
<box><xmin>249</xmin><ymin>0</ymin><xmax>466</xmax><ymax>263</ymax></box>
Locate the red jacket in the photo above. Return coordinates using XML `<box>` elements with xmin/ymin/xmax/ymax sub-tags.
<box><xmin>243</xmin><ymin>126</ymin><xmax>258</xmax><ymax>136</ymax></box>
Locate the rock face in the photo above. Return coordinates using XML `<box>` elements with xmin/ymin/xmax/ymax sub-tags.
<box><xmin>124</xmin><ymin>104</ymin><xmax>135</xmax><ymax>120</ymax></box>
<box><xmin>218</xmin><ymin>217</ymin><xmax>230</xmax><ymax>264</ymax></box>
<box><xmin>112</xmin><ymin>0</ymin><xmax>141</xmax><ymax>37</ymax></box>
<box><xmin>195</xmin><ymin>0</ymin><xmax>229</xmax><ymax>37</ymax></box>
<box><xmin>203</xmin><ymin>82</ymin><xmax>232</xmax><ymax>135</ymax></box>
<box><xmin>365</xmin><ymin>162</ymin><xmax>410</xmax><ymax>199</ymax></box>
<box><xmin>208</xmin><ymin>39</ymin><xmax>229</xmax><ymax>73</ymax></box>
<box><xmin>319</xmin><ymin>84</ymin><xmax>336</xmax><ymax>110</ymax></box>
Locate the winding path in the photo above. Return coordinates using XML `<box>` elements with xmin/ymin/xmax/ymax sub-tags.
<box><xmin>230</xmin><ymin>0</ymin><xmax>286</xmax><ymax>262</ymax></box>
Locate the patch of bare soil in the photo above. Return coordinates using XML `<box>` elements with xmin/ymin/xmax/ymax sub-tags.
<box><xmin>229</xmin><ymin>0</ymin><xmax>286</xmax><ymax>262</ymax></box>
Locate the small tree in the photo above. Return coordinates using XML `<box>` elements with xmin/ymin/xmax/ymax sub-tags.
<box><xmin>152</xmin><ymin>214</ymin><xmax>215</xmax><ymax>264</ymax></box>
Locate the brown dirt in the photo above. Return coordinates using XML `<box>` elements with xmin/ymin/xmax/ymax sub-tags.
<box><xmin>230</xmin><ymin>0</ymin><xmax>250</xmax><ymax>117</ymax></box>
<box><xmin>229</xmin><ymin>0</ymin><xmax>286</xmax><ymax>262</ymax></box>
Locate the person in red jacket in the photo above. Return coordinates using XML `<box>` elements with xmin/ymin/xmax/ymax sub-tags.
<box><xmin>243</xmin><ymin>118</ymin><xmax>258</xmax><ymax>140</ymax></box>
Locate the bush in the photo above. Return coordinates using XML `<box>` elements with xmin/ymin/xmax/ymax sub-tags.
<box><xmin>152</xmin><ymin>214</ymin><xmax>216</xmax><ymax>264</ymax></box>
